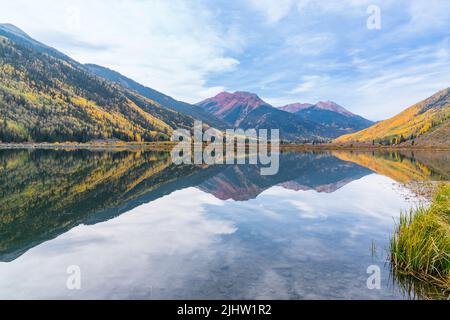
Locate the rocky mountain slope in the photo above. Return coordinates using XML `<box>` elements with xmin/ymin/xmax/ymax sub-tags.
<box><xmin>85</xmin><ymin>64</ymin><xmax>227</xmax><ymax>129</ymax></box>
<box><xmin>280</xmin><ymin>101</ymin><xmax>374</xmax><ymax>138</ymax></box>
<box><xmin>197</xmin><ymin>91</ymin><xmax>329</xmax><ymax>141</ymax></box>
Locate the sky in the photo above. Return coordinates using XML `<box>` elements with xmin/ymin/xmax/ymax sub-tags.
<box><xmin>0</xmin><ymin>0</ymin><xmax>449</xmax><ymax>120</ymax></box>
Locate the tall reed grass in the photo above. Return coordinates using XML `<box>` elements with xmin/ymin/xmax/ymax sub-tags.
<box><xmin>390</xmin><ymin>183</ymin><xmax>449</xmax><ymax>296</ymax></box>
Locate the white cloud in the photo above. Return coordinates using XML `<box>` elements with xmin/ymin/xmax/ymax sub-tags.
<box><xmin>285</xmin><ymin>33</ymin><xmax>336</xmax><ymax>56</ymax></box>
<box><xmin>0</xmin><ymin>0</ymin><xmax>241</xmax><ymax>103</ymax></box>
<box><xmin>345</xmin><ymin>42</ymin><xmax>450</xmax><ymax>119</ymax></box>
<box><xmin>291</xmin><ymin>75</ymin><xmax>330</xmax><ymax>94</ymax></box>
<box><xmin>248</xmin><ymin>0</ymin><xmax>371</xmax><ymax>23</ymax></box>
<box><xmin>248</xmin><ymin>0</ymin><xmax>296</xmax><ymax>23</ymax></box>
<box><xmin>407</xmin><ymin>0</ymin><xmax>450</xmax><ymax>33</ymax></box>
<box><xmin>296</xmin><ymin>0</ymin><xmax>371</xmax><ymax>13</ymax></box>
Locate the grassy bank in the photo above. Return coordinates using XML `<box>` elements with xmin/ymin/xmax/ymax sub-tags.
<box><xmin>390</xmin><ymin>183</ymin><xmax>450</xmax><ymax>296</ymax></box>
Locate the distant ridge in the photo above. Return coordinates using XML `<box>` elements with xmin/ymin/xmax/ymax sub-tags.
<box><xmin>279</xmin><ymin>101</ymin><xmax>374</xmax><ymax>138</ymax></box>
<box><xmin>280</xmin><ymin>101</ymin><xmax>356</xmax><ymax>117</ymax></box>
<box><xmin>0</xmin><ymin>23</ymin><xmax>31</xmax><ymax>39</ymax></box>
<box><xmin>85</xmin><ymin>64</ymin><xmax>228</xmax><ymax>129</ymax></box>
<box><xmin>279</xmin><ymin>103</ymin><xmax>313</xmax><ymax>113</ymax></box>
<box><xmin>0</xmin><ymin>23</ymin><xmax>79</xmax><ymax>64</ymax></box>
<box><xmin>197</xmin><ymin>91</ymin><xmax>328</xmax><ymax>141</ymax></box>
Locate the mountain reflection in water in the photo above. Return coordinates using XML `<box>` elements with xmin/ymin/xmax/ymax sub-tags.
<box><xmin>0</xmin><ymin>149</ymin><xmax>448</xmax><ymax>299</ymax></box>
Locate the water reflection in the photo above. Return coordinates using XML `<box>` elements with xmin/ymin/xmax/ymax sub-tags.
<box><xmin>0</xmin><ymin>149</ymin><xmax>448</xmax><ymax>299</ymax></box>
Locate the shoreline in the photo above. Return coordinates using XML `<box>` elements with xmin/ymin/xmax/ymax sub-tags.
<box><xmin>280</xmin><ymin>144</ymin><xmax>450</xmax><ymax>152</ymax></box>
<box><xmin>1</xmin><ymin>142</ymin><xmax>449</xmax><ymax>152</ymax></box>
<box><xmin>0</xmin><ymin>142</ymin><xmax>178</xmax><ymax>151</ymax></box>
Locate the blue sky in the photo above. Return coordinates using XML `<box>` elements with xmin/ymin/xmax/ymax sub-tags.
<box><xmin>1</xmin><ymin>0</ymin><xmax>449</xmax><ymax>120</ymax></box>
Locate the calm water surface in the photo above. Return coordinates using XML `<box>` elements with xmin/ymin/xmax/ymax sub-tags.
<box><xmin>0</xmin><ymin>149</ymin><xmax>448</xmax><ymax>299</ymax></box>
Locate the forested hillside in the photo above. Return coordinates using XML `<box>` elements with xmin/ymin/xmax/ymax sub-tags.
<box><xmin>335</xmin><ymin>88</ymin><xmax>450</xmax><ymax>146</ymax></box>
<box><xmin>85</xmin><ymin>64</ymin><xmax>228</xmax><ymax>129</ymax></box>
<box><xmin>0</xmin><ymin>27</ymin><xmax>195</xmax><ymax>143</ymax></box>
